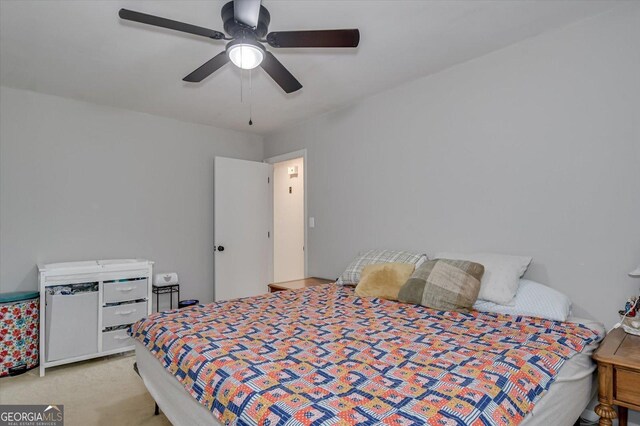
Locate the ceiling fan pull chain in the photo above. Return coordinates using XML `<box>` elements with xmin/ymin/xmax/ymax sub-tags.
<box><xmin>240</xmin><ymin>64</ymin><xmax>243</xmax><ymax>104</ymax></box>
<box><xmin>239</xmin><ymin>46</ymin><xmax>245</xmax><ymax>104</ymax></box>
<box><xmin>249</xmin><ymin>69</ymin><xmax>253</xmax><ymax>126</ymax></box>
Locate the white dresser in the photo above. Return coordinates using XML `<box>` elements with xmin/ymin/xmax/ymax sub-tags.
<box><xmin>38</xmin><ymin>259</ymin><xmax>153</xmax><ymax>376</ymax></box>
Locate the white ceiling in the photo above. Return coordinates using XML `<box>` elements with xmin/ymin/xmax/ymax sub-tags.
<box><xmin>0</xmin><ymin>1</ymin><xmax>620</xmax><ymax>135</ymax></box>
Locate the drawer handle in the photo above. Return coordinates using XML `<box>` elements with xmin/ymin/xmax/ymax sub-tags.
<box><xmin>115</xmin><ymin>309</ymin><xmax>136</xmax><ymax>315</ymax></box>
<box><xmin>116</xmin><ymin>287</ymin><xmax>134</xmax><ymax>292</ymax></box>
<box><xmin>113</xmin><ymin>335</ymin><xmax>130</xmax><ymax>340</ymax></box>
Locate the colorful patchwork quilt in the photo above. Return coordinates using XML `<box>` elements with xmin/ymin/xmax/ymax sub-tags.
<box><xmin>130</xmin><ymin>285</ymin><xmax>601</xmax><ymax>426</ymax></box>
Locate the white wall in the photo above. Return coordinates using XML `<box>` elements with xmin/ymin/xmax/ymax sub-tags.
<box><xmin>273</xmin><ymin>158</ymin><xmax>304</xmax><ymax>282</ymax></box>
<box><xmin>264</xmin><ymin>5</ymin><xmax>640</xmax><ymax>328</ymax></box>
<box><xmin>0</xmin><ymin>87</ymin><xmax>263</xmax><ymax>308</ymax></box>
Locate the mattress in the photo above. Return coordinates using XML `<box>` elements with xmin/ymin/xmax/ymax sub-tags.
<box><xmin>132</xmin><ymin>285</ymin><xmax>604</xmax><ymax>425</ymax></box>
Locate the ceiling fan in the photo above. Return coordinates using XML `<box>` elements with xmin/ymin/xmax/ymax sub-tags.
<box><xmin>118</xmin><ymin>0</ymin><xmax>360</xmax><ymax>94</ymax></box>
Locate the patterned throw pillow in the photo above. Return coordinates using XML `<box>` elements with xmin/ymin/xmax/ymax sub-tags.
<box><xmin>398</xmin><ymin>259</ymin><xmax>484</xmax><ymax>311</ymax></box>
<box><xmin>354</xmin><ymin>263</ymin><xmax>416</xmax><ymax>301</ymax></box>
<box><xmin>338</xmin><ymin>249</ymin><xmax>427</xmax><ymax>285</ymax></box>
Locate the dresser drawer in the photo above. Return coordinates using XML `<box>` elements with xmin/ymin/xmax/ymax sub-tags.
<box><xmin>103</xmin><ymin>278</ymin><xmax>148</xmax><ymax>303</ymax></box>
<box><xmin>615</xmin><ymin>368</ymin><xmax>640</xmax><ymax>406</ymax></box>
<box><xmin>102</xmin><ymin>329</ymin><xmax>134</xmax><ymax>352</ymax></box>
<box><xmin>102</xmin><ymin>301</ymin><xmax>147</xmax><ymax>328</ymax></box>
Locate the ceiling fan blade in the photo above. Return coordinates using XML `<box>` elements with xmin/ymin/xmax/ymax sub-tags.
<box><xmin>234</xmin><ymin>0</ymin><xmax>261</xmax><ymax>28</ymax></box>
<box><xmin>266</xmin><ymin>29</ymin><xmax>360</xmax><ymax>48</ymax></box>
<box><xmin>119</xmin><ymin>9</ymin><xmax>225</xmax><ymax>40</ymax></box>
<box><xmin>183</xmin><ymin>52</ymin><xmax>230</xmax><ymax>82</ymax></box>
<box><xmin>260</xmin><ymin>52</ymin><xmax>302</xmax><ymax>94</ymax></box>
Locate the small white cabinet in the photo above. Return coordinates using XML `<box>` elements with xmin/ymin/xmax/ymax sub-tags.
<box><xmin>38</xmin><ymin>259</ymin><xmax>153</xmax><ymax>376</ymax></box>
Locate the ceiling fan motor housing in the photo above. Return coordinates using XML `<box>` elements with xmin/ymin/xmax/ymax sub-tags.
<box><xmin>221</xmin><ymin>1</ymin><xmax>271</xmax><ymax>39</ymax></box>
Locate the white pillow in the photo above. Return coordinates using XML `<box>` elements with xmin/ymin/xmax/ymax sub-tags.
<box><xmin>434</xmin><ymin>252</ymin><xmax>532</xmax><ymax>305</ymax></box>
<box><xmin>473</xmin><ymin>279</ymin><xmax>572</xmax><ymax>322</ymax></box>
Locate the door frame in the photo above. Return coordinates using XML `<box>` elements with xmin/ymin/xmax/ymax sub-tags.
<box><xmin>264</xmin><ymin>149</ymin><xmax>308</xmax><ymax>282</ymax></box>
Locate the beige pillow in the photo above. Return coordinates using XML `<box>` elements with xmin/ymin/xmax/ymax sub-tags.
<box><xmin>355</xmin><ymin>262</ymin><xmax>415</xmax><ymax>301</ymax></box>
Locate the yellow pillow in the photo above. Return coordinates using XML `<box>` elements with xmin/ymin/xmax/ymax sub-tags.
<box><xmin>355</xmin><ymin>262</ymin><xmax>416</xmax><ymax>301</ymax></box>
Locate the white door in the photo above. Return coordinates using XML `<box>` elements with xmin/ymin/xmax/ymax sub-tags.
<box><xmin>214</xmin><ymin>157</ymin><xmax>272</xmax><ymax>301</ymax></box>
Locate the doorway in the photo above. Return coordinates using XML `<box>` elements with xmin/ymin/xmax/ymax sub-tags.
<box><xmin>265</xmin><ymin>150</ymin><xmax>307</xmax><ymax>283</ymax></box>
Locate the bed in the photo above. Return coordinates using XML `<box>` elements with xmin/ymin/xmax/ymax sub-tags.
<box><xmin>130</xmin><ymin>284</ymin><xmax>604</xmax><ymax>426</ymax></box>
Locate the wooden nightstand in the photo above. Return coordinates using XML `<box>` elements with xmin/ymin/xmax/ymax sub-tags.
<box><xmin>268</xmin><ymin>277</ymin><xmax>334</xmax><ymax>293</ymax></box>
<box><xmin>593</xmin><ymin>328</ymin><xmax>640</xmax><ymax>426</ymax></box>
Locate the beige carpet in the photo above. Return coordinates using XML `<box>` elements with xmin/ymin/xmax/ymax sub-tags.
<box><xmin>0</xmin><ymin>353</ymin><xmax>171</xmax><ymax>426</ymax></box>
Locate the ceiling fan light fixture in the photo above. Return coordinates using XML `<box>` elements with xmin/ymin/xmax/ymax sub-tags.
<box><xmin>227</xmin><ymin>39</ymin><xmax>264</xmax><ymax>70</ymax></box>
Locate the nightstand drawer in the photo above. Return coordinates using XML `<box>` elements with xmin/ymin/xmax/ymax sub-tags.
<box><xmin>616</xmin><ymin>368</ymin><xmax>640</xmax><ymax>406</ymax></box>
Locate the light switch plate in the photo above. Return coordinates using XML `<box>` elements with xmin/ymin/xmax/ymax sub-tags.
<box><xmin>309</xmin><ymin>217</ymin><xmax>315</xmax><ymax>228</ymax></box>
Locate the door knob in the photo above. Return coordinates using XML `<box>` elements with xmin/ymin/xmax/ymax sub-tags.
<box><xmin>216</xmin><ymin>245</ymin><xmax>225</xmax><ymax>252</ymax></box>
